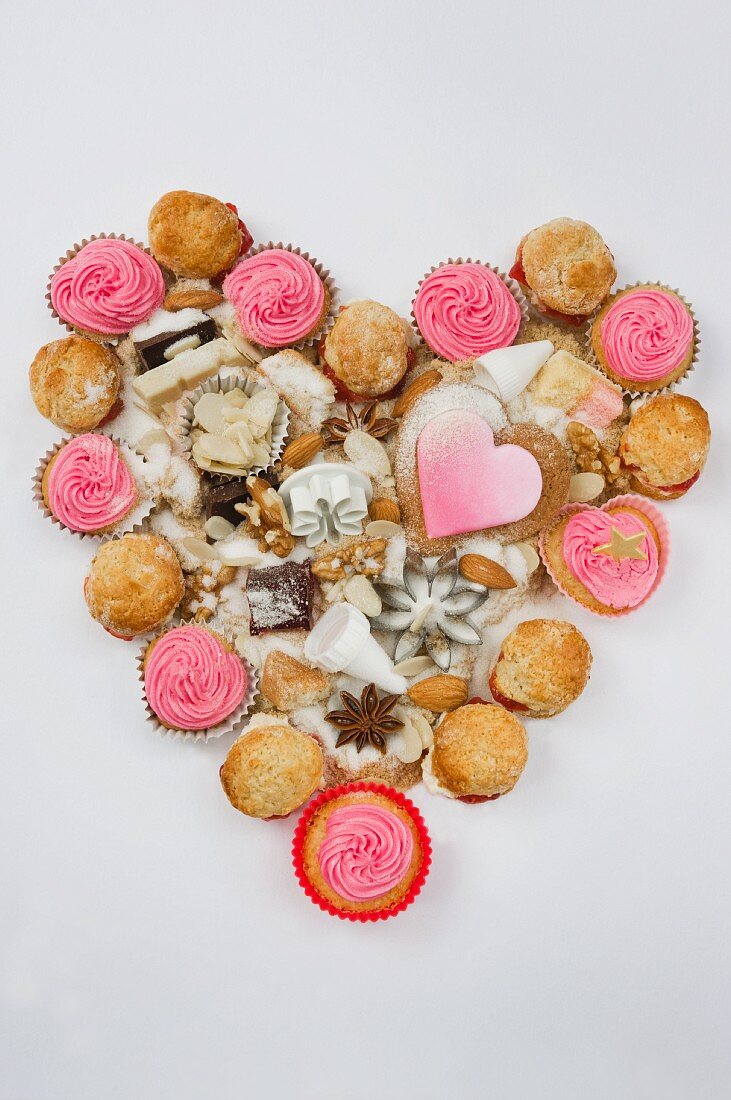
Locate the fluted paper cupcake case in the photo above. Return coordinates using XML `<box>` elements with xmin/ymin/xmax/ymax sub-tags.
<box><xmin>225</xmin><ymin>241</ymin><xmax>339</xmax><ymax>352</ymax></box>
<box><xmin>177</xmin><ymin>372</ymin><xmax>290</xmax><ymax>481</ymax></box>
<box><xmin>32</xmin><ymin>434</ymin><xmax>155</xmax><ymax>542</ymax></box>
<box><xmin>45</xmin><ymin>233</ymin><xmax>165</xmax><ymax>344</ymax></box>
<box><xmin>538</xmin><ymin>494</ymin><xmax>670</xmax><ymax>618</ymax></box>
<box><xmin>584</xmin><ymin>282</ymin><xmax>699</xmax><ymax>399</ymax></box>
<box><xmin>137</xmin><ymin>621</ymin><xmax>259</xmax><ymax>743</ymax></box>
<box><xmin>410</xmin><ymin>257</ymin><xmax>529</xmax><ymax>356</ymax></box>
<box><xmin>291</xmin><ymin>782</ymin><xmax>432</xmax><ymax>922</ymax></box>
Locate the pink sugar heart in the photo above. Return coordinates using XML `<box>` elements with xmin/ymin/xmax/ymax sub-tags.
<box><xmin>416</xmin><ymin>410</ymin><xmax>543</xmax><ymax>538</ymax></box>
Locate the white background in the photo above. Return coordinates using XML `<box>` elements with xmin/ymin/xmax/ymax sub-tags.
<box><xmin>1</xmin><ymin>3</ymin><xmax>729</xmax><ymax>1098</ymax></box>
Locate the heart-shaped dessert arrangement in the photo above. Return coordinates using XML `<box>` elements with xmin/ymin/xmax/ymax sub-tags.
<box><xmin>30</xmin><ymin>198</ymin><xmax>710</xmax><ymax>920</ymax></box>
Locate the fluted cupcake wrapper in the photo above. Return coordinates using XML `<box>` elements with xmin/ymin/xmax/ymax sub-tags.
<box><xmin>291</xmin><ymin>782</ymin><xmax>432</xmax><ymax>923</ymax></box>
<box><xmin>410</xmin><ymin>257</ymin><xmax>529</xmax><ymax>359</ymax></box>
<box><xmin>45</xmin><ymin>233</ymin><xmax>165</xmax><ymax>344</ymax></box>
<box><xmin>539</xmin><ymin>493</ymin><xmax>670</xmax><ymax>618</ymax></box>
<box><xmin>585</xmin><ymin>282</ymin><xmax>699</xmax><ymax>399</ymax></box>
<box><xmin>227</xmin><ymin>241</ymin><xmax>339</xmax><ymax>352</ymax></box>
<box><xmin>32</xmin><ymin>434</ymin><xmax>155</xmax><ymax>542</ymax></box>
<box><xmin>177</xmin><ymin>372</ymin><xmax>290</xmax><ymax>481</ymax></box>
<box><xmin>137</xmin><ymin>620</ymin><xmax>259</xmax><ymax>743</ymax></box>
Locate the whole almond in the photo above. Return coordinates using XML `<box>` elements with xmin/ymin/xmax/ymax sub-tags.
<box><xmin>281</xmin><ymin>432</ymin><xmax>324</xmax><ymax>469</ymax></box>
<box><xmin>459</xmin><ymin>554</ymin><xmax>516</xmax><ymax>589</ymax></box>
<box><xmin>369</xmin><ymin>498</ymin><xmax>401</xmax><ymax>524</ymax></box>
<box><xmin>392</xmin><ymin>369</ymin><xmax>443</xmax><ymax>417</ymax></box>
<box><xmin>163</xmin><ymin>288</ymin><xmax>225</xmax><ymax>312</ymax></box>
<box><xmin>407</xmin><ymin>674</ymin><xmax>468</xmax><ymax>712</ymax></box>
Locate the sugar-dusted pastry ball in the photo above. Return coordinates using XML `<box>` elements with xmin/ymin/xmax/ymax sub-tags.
<box><xmin>84</xmin><ymin>533</ymin><xmax>184</xmax><ymax>639</ymax></box>
<box><xmin>426</xmin><ymin>703</ymin><xmax>528</xmax><ymax>800</ymax></box>
<box><xmin>322</xmin><ymin>299</ymin><xmax>410</xmax><ymax>397</ymax></box>
<box><xmin>29</xmin><ymin>336</ymin><xmax>120</xmax><ymax>432</ymax></box>
<box><xmin>517</xmin><ymin>218</ymin><xmax>616</xmax><ymax>318</ymax></box>
<box><xmin>490</xmin><ymin>619</ymin><xmax>592</xmax><ymax>718</ymax></box>
<box><xmin>620</xmin><ymin>393</ymin><xmax>710</xmax><ymax>499</ymax></box>
<box><xmin>148</xmin><ymin>190</ymin><xmax>242</xmax><ymax>278</ymax></box>
<box><xmin>220</xmin><ymin>718</ymin><xmax>323</xmax><ymax>818</ymax></box>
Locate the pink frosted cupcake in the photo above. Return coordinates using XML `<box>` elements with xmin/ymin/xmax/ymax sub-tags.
<box><xmin>540</xmin><ymin>498</ymin><xmax>668</xmax><ymax>616</ymax></box>
<box><xmin>223</xmin><ymin>245</ymin><xmax>332</xmax><ymax>348</ymax></box>
<box><xmin>590</xmin><ymin>284</ymin><xmax>696</xmax><ymax>394</ymax></box>
<box><xmin>412</xmin><ymin>260</ymin><xmax>524</xmax><ymax>362</ymax></box>
<box><xmin>48</xmin><ymin>236</ymin><xmax>166</xmax><ymax>338</ymax></box>
<box><xmin>141</xmin><ymin>624</ymin><xmax>255</xmax><ymax>736</ymax></box>
<box><xmin>38</xmin><ymin>433</ymin><xmax>139</xmax><ymax>536</ymax></box>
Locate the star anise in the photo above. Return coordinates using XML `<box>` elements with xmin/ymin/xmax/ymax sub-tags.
<box><xmin>324</xmin><ymin>683</ymin><xmax>403</xmax><ymax>754</ymax></box>
<box><xmin>322</xmin><ymin>401</ymin><xmax>398</xmax><ymax>444</ymax></box>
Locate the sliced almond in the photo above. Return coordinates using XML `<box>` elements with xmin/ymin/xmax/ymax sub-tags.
<box><xmin>343</xmin><ymin>430</ymin><xmax>392</xmax><ymax>478</ymax></box>
<box><xmin>569</xmin><ymin>471</ymin><xmax>606</xmax><ymax>502</ymax></box>
<box><xmin>193</xmin><ymin>392</ymin><xmax>227</xmax><ymax>435</ymax></box>
<box><xmin>179</xmin><ymin>537</ymin><xmax>219</xmax><ymax>562</ymax></box>
<box><xmin>365</xmin><ymin>519</ymin><xmax>401</xmax><ymax>538</ymax></box>
<box><xmin>515</xmin><ymin>541</ymin><xmax>540</xmax><ymax>576</ymax></box>
<box><xmin>393</xmin><ymin>655</ymin><xmax>436</xmax><ymax>677</ymax></box>
<box><xmin>392</xmin><ymin>711</ymin><xmax>425</xmax><ymax>764</ymax></box>
<box><xmin>344</xmin><ymin>575</ymin><xmax>382</xmax><ymax>617</ymax></box>
<box><xmin>204</xmin><ymin>516</ymin><xmax>236</xmax><ymax>541</ymax></box>
<box><xmin>458</xmin><ymin>554</ymin><xmax>516</xmax><ymax>589</ymax></box>
<box><xmin>135</xmin><ymin>429</ymin><xmax>172</xmax><ymax>457</ymax></box>
<box><xmin>392</xmin><ymin>369</ymin><xmax>443</xmax><ymax>417</ymax></box>
<box><xmin>216</xmin><ymin>539</ymin><xmax>263</xmax><ymax>567</ymax></box>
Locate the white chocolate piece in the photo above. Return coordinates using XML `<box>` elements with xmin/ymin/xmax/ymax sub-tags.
<box><xmin>132</xmin><ymin>338</ymin><xmax>246</xmax><ymax>409</ymax></box>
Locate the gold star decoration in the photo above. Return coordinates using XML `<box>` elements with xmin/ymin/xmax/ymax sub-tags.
<box><xmin>593</xmin><ymin>526</ymin><xmax>648</xmax><ymax>561</ymax></box>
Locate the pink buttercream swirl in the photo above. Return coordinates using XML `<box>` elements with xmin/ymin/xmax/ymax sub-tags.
<box><xmin>562</xmin><ymin>508</ymin><xmax>659</xmax><ymax>610</ymax></box>
<box><xmin>144</xmin><ymin>625</ymin><xmax>247</xmax><ymax>731</ymax></box>
<box><xmin>47</xmin><ymin>434</ymin><xmax>136</xmax><ymax>532</ymax></box>
<box><xmin>413</xmin><ymin>262</ymin><xmax>521</xmax><ymax>361</ymax></box>
<box><xmin>50</xmin><ymin>238</ymin><xmax>165</xmax><ymax>335</ymax></box>
<box><xmin>223</xmin><ymin>249</ymin><xmax>325</xmax><ymax>347</ymax></box>
<box><xmin>600</xmin><ymin>289</ymin><xmax>693</xmax><ymax>382</ymax></box>
<box><xmin>317</xmin><ymin>804</ymin><xmax>413</xmax><ymax>902</ymax></box>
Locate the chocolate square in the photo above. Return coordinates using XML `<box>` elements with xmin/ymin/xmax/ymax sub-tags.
<box><xmin>246</xmin><ymin>561</ymin><xmax>314</xmax><ymax>634</ymax></box>
<box><xmin>205</xmin><ymin>480</ymin><xmax>249</xmax><ymax>525</ymax></box>
<box><xmin>136</xmin><ymin>318</ymin><xmax>217</xmax><ymax>372</ymax></box>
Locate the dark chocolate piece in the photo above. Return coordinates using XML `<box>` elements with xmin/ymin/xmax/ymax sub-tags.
<box><xmin>246</xmin><ymin>561</ymin><xmax>314</xmax><ymax>635</ymax></box>
<box><xmin>135</xmin><ymin>319</ymin><xmax>217</xmax><ymax>372</ymax></box>
<box><xmin>205</xmin><ymin>481</ymin><xmax>249</xmax><ymax>525</ymax></box>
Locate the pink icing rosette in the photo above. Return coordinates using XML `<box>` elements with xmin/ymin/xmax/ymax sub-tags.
<box><xmin>138</xmin><ymin>624</ymin><xmax>258</xmax><ymax>742</ymax></box>
<box><xmin>292</xmin><ymin>783</ymin><xmax>432</xmax><ymax>923</ymax></box>
<box><xmin>223</xmin><ymin>242</ymin><xmax>338</xmax><ymax>350</ymax></box>
<box><xmin>32</xmin><ymin>434</ymin><xmax>152</xmax><ymax>540</ymax></box>
<box><xmin>411</xmin><ymin>259</ymin><xmax>526</xmax><ymax>362</ymax></box>
<box><xmin>317</xmin><ymin>804</ymin><xmax>414</xmax><ymax>903</ymax></box>
<box><xmin>47</xmin><ymin>234</ymin><xmax>165</xmax><ymax>338</ymax></box>
<box><xmin>587</xmin><ymin>282</ymin><xmax>699</xmax><ymax>396</ymax></box>
<box><xmin>539</xmin><ymin>495</ymin><xmax>670</xmax><ymax>617</ymax></box>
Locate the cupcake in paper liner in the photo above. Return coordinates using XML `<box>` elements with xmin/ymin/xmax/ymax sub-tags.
<box><xmin>410</xmin><ymin>258</ymin><xmax>528</xmax><ymax>363</ymax></box>
<box><xmin>539</xmin><ymin>494</ymin><xmax>670</xmax><ymax>617</ymax></box>
<box><xmin>33</xmin><ymin>433</ymin><xmax>154</xmax><ymax>540</ymax></box>
<box><xmin>138</xmin><ymin>621</ymin><xmax>258</xmax><ymax>742</ymax></box>
<box><xmin>46</xmin><ymin>233</ymin><xmax>166</xmax><ymax>342</ymax></box>
<box><xmin>291</xmin><ymin>782</ymin><xmax>432</xmax><ymax>922</ymax></box>
<box><xmin>587</xmin><ymin>282</ymin><xmax>699</xmax><ymax>396</ymax></box>
<box><xmin>222</xmin><ymin>241</ymin><xmax>338</xmax><ymax>352</ymax></box>
<box><xmin>178</xmin><ymin>372</ymin><xmax>289</xmax><ymax>480</ymax></box>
